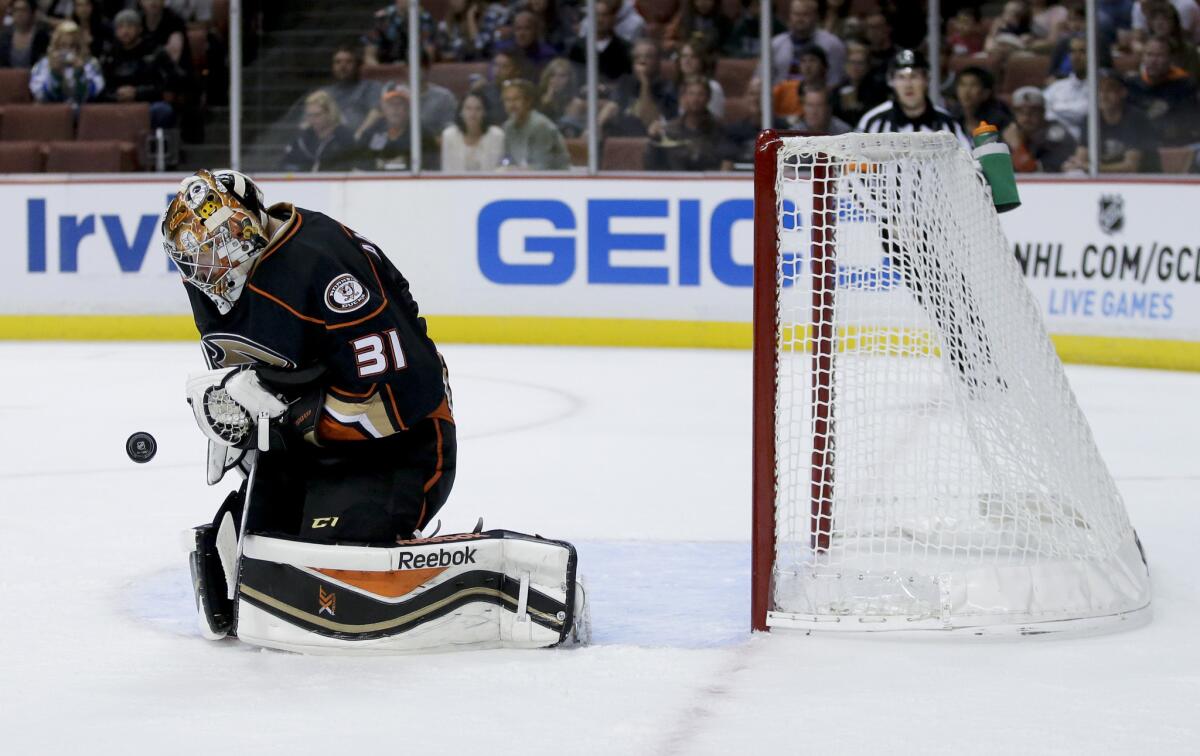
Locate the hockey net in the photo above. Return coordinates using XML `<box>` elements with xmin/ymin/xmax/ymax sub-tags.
<box><xmin>751</xmin><ymin>132</ymin><xmax>1151</xmax><ymax>634</ymax></box>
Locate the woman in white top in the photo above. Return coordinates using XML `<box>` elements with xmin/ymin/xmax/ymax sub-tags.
<box><xmin>440</xmin><ymin>92</ymin><xmax>506</xmax><ymax>172</ymax></box>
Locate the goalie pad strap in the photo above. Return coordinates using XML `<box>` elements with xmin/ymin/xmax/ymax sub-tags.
<box><xmin>232</xmin><ymin>530</ymin><xmax>579</xmax><ymax>654</ymax></box>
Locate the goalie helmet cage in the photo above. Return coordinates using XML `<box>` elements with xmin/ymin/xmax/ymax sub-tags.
<box><xmin>751</xmin><ymin>131</ymin><xmax>1151</xmax><ymax>635</ymax></box>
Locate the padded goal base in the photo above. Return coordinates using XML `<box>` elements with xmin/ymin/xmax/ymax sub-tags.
<box><xmin>768</xmin><ymin>538</ymin><xmax>1151</xmax><ymax>636</ymax></box>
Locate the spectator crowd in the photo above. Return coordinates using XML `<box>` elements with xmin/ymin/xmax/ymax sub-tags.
<box><xmin>0</xmin><ymin>0</ymin><xmax>220</xmax><ymax>135</ymax></box>
<box><xmin>4</xmin><ymin>0</ymin><xmax>1200</xmax><ymax>173</ymax></box>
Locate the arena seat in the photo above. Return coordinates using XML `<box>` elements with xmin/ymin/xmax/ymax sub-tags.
<box><xmin>45</xmin><ymin>140</ymin><xmax>135</xmax><ymax>172</ymax></box>
<box><xmin>1113</xmin><ymin>52</ymin><xmax>1139</xmax><ymax>75</ymax></box>
<box><xmin>362</xmin><ymin>63</ymin><xmax>408</xmax><ymax>83</ymax></box>
<box><xmin>715</xmin><ymin>58</ymin><xmax>756</xmax><ymax>98</ymax></box>
<box><xmin>722</xmin><ymin>95</ymin><xmax>754</xmax><ymax>125</ymax></box>
<box><xmin>637</xmin><ymin>0</ymin><xmax>679</xmax><ymax>23</ymax></box>
<box><xmin>422</xmin><ymin>0</ymin><xmax>451</xmax><ymax>20</ymax></box>
<box><xmin>213</xmin><ymin>0</ymin><xmax>229</xmax><ymax>38</ymax></box>
<box><xmin>0</xmin><ymin>103</ymin><xmax>73</xmax><ymax>141</ymax></box>
<box><xmin>601</xmin><ymin>137</ymin><xmax>648</xmax><ymax>171</ymax></box>
<box><xmin>1001</xmin><ymin>53</ymin><xmax>1051</xmax><ymax>95</ymax></box>
<box><xmin>849</xmin><ymin>0</ymin><xmax>881</xmax><ymax>14</ymax></box>
<box><xmin>77</xmin><ymin>103</ymin><xmax>150</xmax><ymax>169</ymax></box>
<box><xmin>0</xmin><ymin>141</ymin><xmax>43</xmax><ymax>172</ymax></box>
<box><xmin>77</xmin><ymin>103</ymin><xmax>150</xmax><ymax>142</ymax></box>
<box><xmin>1158</xmin><ymin>146</ymin><xmax>1195</xmax><ymax>174</ymax></box>
<box><xmin>188</xmin><ymin>27</ymin><xmax>208</xmax><ymax>73</ymax></box>
<box><xmin>0</xmin><ymin>68</ymin><xmax>31</xmax><ymax>104</ymax></box>
<box><xmin>428</xmin><ymin>62</ymin><xmax>489</xmax><ymax>99</ymax></box>
<box><xmin>947</xmin><ymin>52</ymin><xmax>999</xmax><ymax>78</ymax></box>
<box><xmin>565</xmin><ymin>137</ymin><xmax>589</xmax><ymax>167</ymax></box>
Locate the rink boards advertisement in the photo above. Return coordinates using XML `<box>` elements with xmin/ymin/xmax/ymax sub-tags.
<box><xmin>0</xmin><ymin>174</ymin><xmax>1197</xmax><ymax>368</ymax></box>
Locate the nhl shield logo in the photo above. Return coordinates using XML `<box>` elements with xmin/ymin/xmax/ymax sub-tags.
<box><xmin>1099</xmin><ymin>194</ymin><xmax>1124</xmax><ymax>235</ymax></box>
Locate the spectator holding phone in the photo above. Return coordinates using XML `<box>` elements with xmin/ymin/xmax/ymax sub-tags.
<box><xmin>31</xmin><ymin>21</ymin><xmax>105</xmax><ymax>104</ymax></box>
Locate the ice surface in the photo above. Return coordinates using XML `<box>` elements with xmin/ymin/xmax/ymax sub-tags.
<box><xmin>0</xmin><ymin>343</ymin><xmax>1196</xmax><ymax>754</ymax></box>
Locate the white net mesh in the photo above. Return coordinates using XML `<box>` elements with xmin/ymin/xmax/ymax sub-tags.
<box><xmin>768</xmin><ymin>133</ymin><xmax>1150</xmax><ymax>632</ymax></box>
<box><xmin>203</xmin><ymin>386</ymin><xmax>253</xmax><ymax>447</ymax></box>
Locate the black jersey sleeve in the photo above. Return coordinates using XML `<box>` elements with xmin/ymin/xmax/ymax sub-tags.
<box><xmin>306</xmin><ymin>219</ymin><xmax>450</xmax><ymax>443</ymax></box>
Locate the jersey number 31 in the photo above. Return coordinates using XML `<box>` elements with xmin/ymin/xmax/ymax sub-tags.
<box><xmin>352</xmin><ymin>329</ymin><xmax>407</xmax><ymax>377</ymax></box>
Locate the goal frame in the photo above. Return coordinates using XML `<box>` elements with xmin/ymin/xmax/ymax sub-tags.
<box><xmin>750</xmin><ymin>130</ymin><xmax>1151</xmax><ymax>635</ymax></box>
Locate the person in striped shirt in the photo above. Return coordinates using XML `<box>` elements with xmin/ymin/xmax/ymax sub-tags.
<box><xmin>853</xmin><ymin>49</ymin><xmax>998</xmax><ymax>393</ymax></box>
<box><xmin>856</xmin><ymin>48</ymin><xmax>971</xmax><ymax>149</ymax></box>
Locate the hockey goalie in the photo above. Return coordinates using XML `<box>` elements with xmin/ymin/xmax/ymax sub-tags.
<box><xmin>161</xmin><ymin>169</ymin><xmax>587</xmax><ymax>653</ymax></box>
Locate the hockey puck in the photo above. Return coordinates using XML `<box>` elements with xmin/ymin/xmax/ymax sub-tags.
<box><xmin>126</xmin><ymin>432</ymin><xmax>158</xmax><ymax>463</ymax></box>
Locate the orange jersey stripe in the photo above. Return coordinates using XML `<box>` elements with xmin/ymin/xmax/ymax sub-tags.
<box><xmin>246</xmin><ymin>282</ymin><xmax>325</xmax><ymax>325</ymax></box>
<box><xmin>422</xmin><ymin>419</ymin><xmax>445</xmax><ymax>493</ymax></box>
<box><xmin>317</xmin><ymin>414</ymin><xmax>370</xmax><ymax>442</ymax></box>
<box><xmin>328</xmin><ymin>383</ymin><xmax>378</xmax><ymax>399</ymax></box>
<box><xmin>245</xmin><ymin>211</ymin><xmax>321</xmax><ymax>323</ymax></box>
<box><xmin>257</xmin><ymin>208</ymin><xmax>303</xmax><ymax>265</ymax></box>
<box><xmin>427</xmin><ymin>397</ymin><xmax>454</xmax><ymax>424</ymax></box>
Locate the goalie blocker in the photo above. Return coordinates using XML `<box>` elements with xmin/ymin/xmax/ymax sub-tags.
<box><xmin>188</xmin><ymin>523</ymin><xmax>588</xmax><ymax>654</ymax></box>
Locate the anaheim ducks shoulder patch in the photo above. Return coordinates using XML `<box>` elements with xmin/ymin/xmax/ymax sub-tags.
<box><xmin>325</xmin><ymin>273</ymin><xmax>370</xmax><ymax>313</ymax></box>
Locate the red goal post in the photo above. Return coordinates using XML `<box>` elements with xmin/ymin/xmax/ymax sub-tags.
<box><xmin>752</xmin><ymin>130</ymin><xmax>819</xmax><ymax>632</ymax></box>
<box><xmin>754</xmin><ymin>130</ymin><xmax>840</xmax><ymax>632</ymax></box>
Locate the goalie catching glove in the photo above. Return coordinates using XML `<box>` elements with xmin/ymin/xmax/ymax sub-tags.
<box><xmin>186</xmin><ymin>367</ymin><xmax>289</xmax><ymax>449</ymax></box>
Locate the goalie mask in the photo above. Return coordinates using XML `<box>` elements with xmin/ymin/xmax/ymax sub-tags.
<box><xmin>162</xmin><ymin>169</ymin><xmax>270</xmax><ymax>314</ymax></box>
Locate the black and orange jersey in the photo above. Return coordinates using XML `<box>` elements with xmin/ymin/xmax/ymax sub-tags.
<box><xmin>185</xmin><ymin>203</ymin><xmax>451</xmax><ymax>444</ymax></box>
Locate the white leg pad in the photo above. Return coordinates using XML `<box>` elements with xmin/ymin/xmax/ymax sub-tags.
<box><xmin>230</xmin><ymin>530</ymin><xmax>583</xmax><ymax>655</ymax></box>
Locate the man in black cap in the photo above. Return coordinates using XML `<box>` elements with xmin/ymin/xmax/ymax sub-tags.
<box><xmin>856</xmin><ymin>48</ymin><xmax>969</xmax><ymax>148</ymax></box>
